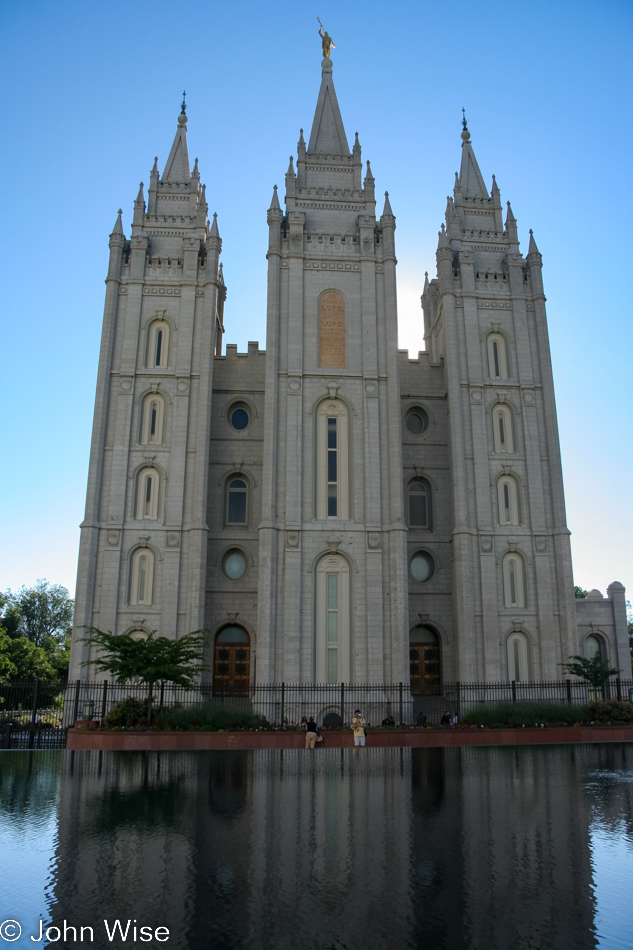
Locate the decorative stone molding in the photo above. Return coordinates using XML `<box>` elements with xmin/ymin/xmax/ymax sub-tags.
<box><xmin>280</xmin><ymin>261</ymin><xmax>289</xmax><ymax>268</ymax></box>
<box><xmin>477</xmin><ymin>300</ymin><xmax>512</xmax><ymax>309</ymax></box>
<box><xmin>367</xmin><ymin>532</ymin><xmax>381</xmax><ymax>549</ymax></box>
<box><xmin>522</xmin><ymin>389</ymin><xmax>535</xmax><ymax>404</ymax></box>
<box><xmin>119</xmin><ymin>286</ymin><xmax>128</xmax><ymax>294</ymax></box>
<box><xmin>470</xmin><ymin>388</ymin><xmax>483</xmax><ymax>403</ymax></box>
<box><xmin>106</xmin><ymin>530</ymin><xmax>120</xmax><ymax>546</ymax></box>
<box><xmin>166</xmin><ymin>533</ymin><xmax>180</xmax><ymax>548</ymax></box>
<box><xmin>454</xmin><ymin>298</ymin><xmax>463</xmax><ymax>307</ymax></box>
<box><xmin>364</xmin><ymin>380</ymin><xmax>377</xmax><ymax>395</ymax></box>
<box><xmin>176</xmin><ymin>379</ymin><xmax>189</xmax><ymax>393</ymax></box>
<box><xmin>327</xmin><ymin>384</ymin><xmax>339</xmax><ymax>400</ymax></box>
<box><xmin>288</xmin><ymin>378</ymin><xmax>302</xmax><ymax>392</ymax></box>
<box><xmin>534</xmin><ymin>537</ymin><xmax>547</xmax><ymax>553</ymax></box>
<box><xmin>196</xmin><ymin>288</ymin><xmax>204</xmax><ymax>296</ymax></box>
<box><xmin>120</xmin><ymin>377</ymin><xmax>133</xmax><ymax>391</ymax></box>
<box><xmin>375</xmin><ymin>264</ymin><xmax>383</xmax><ymax>273</ymax></box>
<box><xmin>143</xmin><ymin>287</ymin><xmax>181</xmax><ymax>295</ymax></box>
<box><xmin>479</xmin><ymin>535</ymin><xmax>493</xmax><ymax>553</ymax></box>
<box><xmin>526</xmin><ymin>302</ymin><xmax>534</xmax><ymax>310</ymax></box>
<box><xmin>286</xmin><ymin>531</ymin><xmax>300</xmax><ymax>548</ymax></box>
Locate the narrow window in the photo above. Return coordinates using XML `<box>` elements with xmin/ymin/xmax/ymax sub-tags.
<box><xmin>144</xmin><ymin>475</ymin><xmax>153</xmax><ymax>518</ymax></box>
<box><xmin>150</xmin><ymin>403</ymin><xmax>157</xmax><ymax>438</ymax></box>
<box><xmin>493</xmin><ymin>341</ymin><xmax>500</xmax><ymax>378</ymax></box>
<box><xmin>327</xmin><ymin>417</ymin><xmax>337</xmax><ymax>517</ymax></box>
<box><xmin>408</xmin><ymin>480</ymin><xmax>430</xmax><ymax>528</ymax></box>
<box><xmin>487</xmin><ymin>333</ymin><xmax>508</xmax><ymax>379</ymax></box>
<box><xmin>493</xmin><ymin>406</ymin><xmax>514</xmax><ymax>453</ymax></box>
<box><xmin>503</xmin><ymin>484</ymin><xmax>510</xmax><ymax>519</ymax></box>
<box><xmin>327</xmin><ymin>573</ymin><xmax>338</xmax><ymax>683</ymax></box>
<box><xmin>513</xmin><ymin>639</ymin><xmax>521</xmax><ymax>681</ymax></box>
<box><xmin>503</xmin><ymin>553</ymin><xmax>525</xmax><ymax>608</ymax></box>
<box><xmin>141</xmin><ymin>394</ymin><xmax>164</xmax><ymax>445</ymax></box>
<box><xmin>509</xmin><ymin>559</ymin><xmax>517</xmax><ymax>605</ymax></box>
<box><xmin>136</xmin><ymin>468</ymin><xmax>159</xmax><ymax>520</ymax></box>
<box><xmin>227</xmin><ymin>478</ymin><xmax>248</xmax><ymax>525</ymax></box>
<box><xmin>498</xmin><ymin>414</ymin><xmax>505</xmax><ymax>447</ymax></box>
<box><xmin>138</xmin><ymin>554</ymin><xmax>148</xmax><ymax>603</ymax></box>
<box><xmin>130</xmin><ymin>548</ymin><xmax>154</xmax><ymax>606</ymax></box>
<box><xmin>155</xmin><ymin>329</ymin><xmax>163</xmax><ymax>366</ymax></box>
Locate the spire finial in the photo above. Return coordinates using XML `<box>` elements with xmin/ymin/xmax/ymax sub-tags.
<box><xmin>461</xmin><ymin>107</ymin><xmax>470</xmax><ymax>143</ymax></box>
<box><xmin>178</xmin><ymin>90</ymin><xmax>188</xmax><ymax>126</ymax></box>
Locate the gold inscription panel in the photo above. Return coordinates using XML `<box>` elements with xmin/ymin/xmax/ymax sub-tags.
<box><xmin>319</xmin><ymin>291</ymin><xmax>346</xmax><ymax>368</ymax></box>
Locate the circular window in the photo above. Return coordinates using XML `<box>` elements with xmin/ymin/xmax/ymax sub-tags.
<box><xmin>410</xmin><ymin>553</ymin><xmax>434</xmax><ymax>582</ymax></box>
<box><xmin>230</xmin><ymin>406</ymin><xmax>249</xmax><ymax>430</ymax></box>
<box><xmin>218</xmin><ymin>648</ymin><xmax>230</xmax><ymax>661</ymax></box>
<box><xmin>405</xmin><ymin>409</ymin><xmax>428</xmax><ymax>435</ymax></box>
<box><xmin>223</xmin><ymin>550</ymin><xmax>247</xmax><ymax>580</ymax></box>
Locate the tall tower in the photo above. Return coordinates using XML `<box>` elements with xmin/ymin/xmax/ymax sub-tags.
<box><xmin>69</xmin><ymin>101</ymin><xmax>225</xmax><ymax>678</ymax></box>
<box><xmin>256</xmin><ymin>55</ymin><xmax>409</xmax><ymax>683</ymax></box>
<box><xmin>422</xmin><ymin>117</ymin><xmax>577</xmax><ymax>680</ymax></box>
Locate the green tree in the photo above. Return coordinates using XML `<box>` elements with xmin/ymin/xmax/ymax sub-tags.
<box><xmin>0</xmin><ymin>635</ymin><xmax>56</xmax><ymax>681</ymax></box>
<box><xmin>574</xmin><ymin>586</ymin><xmax>588</xmax><ymax>599</ymax></box>
<box><xmin>0</xmin><ymin>627</ymin><xmax>18</xmax><ymax>679</ymax></box>
<box><xmin>561</xmin><ymin>654</ymin><xmax>621</xmax><ymax>690</ymax></box>
<box><xmin>80</xmin><ymin>628</ymin><xmax>210</xmax><ymax>721</ymax></box>
<box><xmin>2</xmin><ymin>580</ymin><xmax>74</xmax><ymax>646</ymax></box>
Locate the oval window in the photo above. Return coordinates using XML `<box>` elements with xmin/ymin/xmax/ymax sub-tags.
<box><xmin>223</xmin><ymin>550</ymin><xmax>247</xmax><ymax>580</ymax></box>
<box><xmin>410</xmin><ymin>553</ymin><xmax>434</xmax><ymax>582</ymax></box>
<box><xmin>405</xmin><ymin>410</ymin><xmax>428</xmax><ymax>435</ymax></box>
<box><xmin>230</xmin><ymin>407</ymin><xmax>249</xmax><ymax>430</ymax></box>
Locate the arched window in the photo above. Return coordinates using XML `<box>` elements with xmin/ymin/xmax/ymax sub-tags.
<box><xmin>409</xmin><ymin>625</ymin><xmax>441</xmax><ymax>692</ymax></box>
<box><xmin>316</xmin><ymin>399</ymin><xmax>349</xmax><ymax>520</ymax></box>
<box><xmin>129</xmin><ymin>548</ymin><xmax>154</xmax><ymax>605</ymax></box>
<box><xmin>147</xmin><ymin>320</ymin><xmax>170</xmax><ymax>369</ymax></box>
<box><xmin>408</xmin><ymin>479</ymin><xmax>432</xmax><ymax>528</ymax></box>
<box><xmin>492</xmin><ymin>404</ymin><xmax>515</xmax><ymax>453</ymax></box>
<box><xmin>226</xmin><ymin>477</ymin><xmax>248</xmax><ymax>525</ymax></box>
<box><xmin>584</xmin><ymin>634</ymin><xmax>606</xmax><ymax>661</ymax></box>
<box><xmin>506</xmin><ymin>631</ymin><xmax>531</xmax><ymax>681</ymax></box>
<box><xmin>140</xmin><ymin>393</ymin><xmax>164</xmax><ymax>444</ymax></box>
<box><xmin>315</xmin><ymin>555</ymin><xmax>350</xmax><ymax>683</ymax></box>
<box><xmin>487</xmin><ymin>333</ymin><xmax>508</xmax><ymax>379</ymax></box>
<box><xmin>497</xmin><ymin>475</ymin><xmax>520</xmax><ymax>525</ymax></box>
<box><xmin>136</xmin><ymin>468</ymin><xmax>159</xmax><ymax>520</ymax></box>
<box><xmin>502</xmin><ymin>552</ymin><xmax>526</xmax><ymax>608</ymax></box>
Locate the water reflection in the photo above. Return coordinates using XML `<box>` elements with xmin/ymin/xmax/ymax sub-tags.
<box><xmin>2</xmin><ymin>746</ymin><xmax>633</xmax><ymax>949</ymax></box>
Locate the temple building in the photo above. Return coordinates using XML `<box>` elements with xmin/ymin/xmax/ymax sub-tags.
<box><xmin>69</xmin><ymin>55</ymin><xmax>628</xmax><ymax>691</ymax></box>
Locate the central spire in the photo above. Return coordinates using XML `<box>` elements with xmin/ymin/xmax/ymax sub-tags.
<box><xmin>307</xmin><ymin>58</ymin><xmax>350</xmax><ymax>156</ymax></box>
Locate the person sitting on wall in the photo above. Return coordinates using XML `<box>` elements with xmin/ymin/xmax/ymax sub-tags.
<box><xmin>304</xmin><ymin>716</ymin><xmax>319</xmax><ymax>749</ymax></box>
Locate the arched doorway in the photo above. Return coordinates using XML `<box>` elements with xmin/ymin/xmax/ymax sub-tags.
<box><xmin>213</xmin><ymin>626</ymin><xmax>250</xmax><ymax>697</ymax></box>
<box><xmin>409</xmin><ymin>625</ymin><xmax>441</xmax><ymax>694</ymax></box>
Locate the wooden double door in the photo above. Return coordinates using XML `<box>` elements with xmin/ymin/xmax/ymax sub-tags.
<box><xmin>213</xmin><ymin>639</ymin><xmax>250</xmax><ymax>697</ymax></box>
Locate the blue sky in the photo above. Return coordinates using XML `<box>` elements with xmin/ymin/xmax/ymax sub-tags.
<box><xmin>1</xmin><ymin>0</ymin><xmax>631</xmax><ymax>602</ymax></box>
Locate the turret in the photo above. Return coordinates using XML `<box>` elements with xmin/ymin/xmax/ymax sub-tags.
<box><xmin>267</xmin><ymin>185</ymin><xmax>283</xmax><ymax>254</ymax></box>
<box><xmin>107</xmin><ymin>209</ymin><xmax>125</xmax><ymax>278</ymax></box>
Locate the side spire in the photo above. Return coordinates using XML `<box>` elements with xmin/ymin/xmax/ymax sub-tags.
<box><xmin>269</xmin><ymin>184</ymin><xmax>281</xmax><ymax>211</ymax></box>
<box><xmin>307</xmin><ymin>57</ymin><xmax>350</xmax><ymax>155</ymax></box>
<box><xmin>111</xmin><ymin>208</ymin><xmax>124</xmax><ymax>236</ymax></box>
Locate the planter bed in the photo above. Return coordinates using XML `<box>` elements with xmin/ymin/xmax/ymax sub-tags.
<box><xmin>66</xmin><ymin>724</ymin><xmax>633</xmax><ymax>751</ymax></box>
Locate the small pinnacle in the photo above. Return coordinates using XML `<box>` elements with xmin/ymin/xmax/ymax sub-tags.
<box><xmin>441</xmin><ymin>223</ymin><xmax>445</xmax><ymax>231</ymax></box>
<box><xmin>425</xmin><ymin>271</ymin><xmax>428</xmax><ymax>277</ymax></box>
<box><xmin>181</xmin><ymin>90</ymin><xmax>187</xmax><ymax>114</ymax></box>
<box><xmin>529</xmin><ymin>228</ymin><xmax>533</xmax><ymax>234</ymax></box>
<box><xmin>118</xmin><ymin>208</ymin><xmax>122</xmax><ymax>215</ymax></box>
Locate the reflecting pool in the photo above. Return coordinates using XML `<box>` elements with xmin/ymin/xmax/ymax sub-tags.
<box><xmin>1</xmin><ymin>746</ymin><xmax>633</xmax><ymax>949</ymax></box>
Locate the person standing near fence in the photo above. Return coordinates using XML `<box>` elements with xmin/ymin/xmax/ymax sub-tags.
<box><xmin>352</xmin><ymin>710</ymin><xmax>366</xmax><ymax>747</ymax></box>
<box><xmin>304</xmin><ymin>716</ymin><xmax>318</xmax><ymax>749</ymax></box>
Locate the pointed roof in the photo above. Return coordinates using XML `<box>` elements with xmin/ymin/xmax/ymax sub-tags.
<box><xmin>382</xmin><ymin>191</ymin><xmax>393</xmax><ymax>216</ymax></box>
<box><xmin>528</xmin><ymin>229</ymin><xmax>540</xmax><ymax>255</ymax></box>
<box><xmin>459</xmin><ymin>140</ymin><xmax>488</xmax><ymax>198</ymax></box>
<box><xmin>162</xmin><ymin>113</ymin><xmax>191</xmax><ymax>183</ymax></box>
<box><xmin>307</xmin><ymin>59</ymin><xmax>350</xmax><ymax>155</ymax></box>
<box><xmin>112</xmin><ymin>209</ymin><xmax>124</xmax><ymax>236</ymax></box>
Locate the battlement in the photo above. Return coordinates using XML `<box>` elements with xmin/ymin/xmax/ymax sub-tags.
<box><xmin>219</xmin><ymin>341</ymin><xmax>265</xmax><ymax>359</ymax></box>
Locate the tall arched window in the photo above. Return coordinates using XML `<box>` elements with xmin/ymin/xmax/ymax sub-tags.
<box><xmin>147</xmin><ymin>320</ymin><xmax>170</xmax><ymax>369</ymax></box>
<box><xmin>316</xmin><ymin>399</ymin><xmax>349</xmax><ymax>520</ymax></box>
<box><xmin>315</xmin><ymin>555</ymin><xmax>350</xmax><ymax>683</ymax></box>
<box><xmin>226</xmin><ymin>476</ymin><xmax>248</xmax><ymax>525</ymax></box>
<box><xmin>140</xmin><ymin>393</ymin><xmax>164</xmax><ymax>444</ymax></box>
<box><xmin>502</xmin><ymin>552</ymin><xmax>526</xmax><ymax>607</ymax></box>
<box><xmin>136</xmin><ymin>468</ymin><xmax>159</xmax><ymax>520</ymax></box>
<box><xmin>129</xmin><ymin>548</ymin><xmax>154</xmax><ymax>605</ymax></box>
<box><xmin>492</xmin><ymin>404</ymin><xmax>515</xmax><ymax>453</ymax></box>
<box><xmin>584</xmin><ymin>634</ymin><xmax>606</xmax><ymax>661</ymax></box>
<box><xmin>506</xmin><ymin>630</ymin><xmax>531</xmax><ymax>680</ymax></box>
<box><xmin>409</xmin><ymin>625</ymin><xmax>441</xmax><ymax>693</ymax></box>
<box><xmin>487</xmin><ymin>333</ymin><xmax>509</xmax><ymax>379</ymax></box>
<box><xmin>408</xmin><ymin>478</ymin><xmax>432</xmax><ymax>528</ymax></box>
<box><xmin>497</xmin><ymin>475</ymin><xmax>520</xmax><ymax>525</ymax></box>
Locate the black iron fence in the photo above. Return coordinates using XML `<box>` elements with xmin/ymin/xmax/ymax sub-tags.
<box><xmin>0</xmin><ymin>680</ymin><xmax>67</xmax><ymax>749</ymax></box>
<box><xmin>2</xmin><ymin>677</ymin><xmax>632</xmax><ymax>747</ymax></box>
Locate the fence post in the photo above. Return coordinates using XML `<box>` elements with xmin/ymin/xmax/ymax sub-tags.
<box><xmin>159</xmin><ymin>682</ymin><xmax>165</xmax><ymax>709</ymax></box>
<box><xmin>399</xmin><ymin>682</ymin><xmax>403</xmax><ymax>725</ymax></box>
<box><xmin>29</xmin><ymin>679</ymin><xmax>40</xmax><ymax>748</ymax></box>
<box><xmin>456</xmin><ymin>681</ymin><xmax>461</xmax><ymax>722</ymax></box>
<box><xmin>340</xmin><ymin>682</ymin><xmax>345</xmax><ymax>722</ymax></box>
<box><xmin>566</xmin><ymin>679</ymin><xmax>572</xmax><ymax>704</ymax></box>
<box><xmin>616</xmin><ymin>678</ymin><xmax>622</xmax><ymax>702</ymax></box>
<box><xmin>72</xmin><ymin>679</ymin><xmax>81</xmax><ymax>724</ymax></box>
<box><xmin>280</xmin><ymin>682</ymin><xmax>285</xmax><ymax>726</ymax></box>
<box><xmin>101</xmin><ymin>681</ymin><xmax>108</xmax><ymax>721</ymax></box>
<box><xmin>511</xmin><ymin>680</ymin><xmax>517</xmax><ymax>703</ymax></box>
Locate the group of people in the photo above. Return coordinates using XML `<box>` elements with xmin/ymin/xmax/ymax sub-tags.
<box><xmin>302</xmin><ymin>710</ymin><xmax>367</xmax><ymax>748</ymax></box>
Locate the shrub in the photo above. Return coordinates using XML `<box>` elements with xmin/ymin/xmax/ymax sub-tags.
<box><xmin>103</xmin><ymin>697</ymin><xmax>148</xmax><ymax>728</ymax></box>
<box><xmin>588</xmin><ymin>700</ymin><xmax>633</xmax><ymax>723</ymax></box>
<box><xmin>152</xmin><ymin>702</ymin><xmax>264</xmax><ymax>732</ymax></box>
<box><xmin>461</xmin><ymin>700</ymin><xmax>591</xmax><ymax>728</ymax></box>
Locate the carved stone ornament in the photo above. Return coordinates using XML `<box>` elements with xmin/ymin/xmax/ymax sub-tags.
<box><xmin>176</xmin><ymin>379</ymin><xmax>189</xmax><ymax>393</ymax></box>
<box><xmin>143</xmin><ymin>287</ymin><xmax>181</xmax><ymax>295</ymax></box>
<box><xmin>522</xmin><ymin>390</ymin><xmax>534</xmax><ymax>404</ymax></box>
<box><xmin>367</xmin><ymin>532</ymin><xmax>381</xmax><ymax>549</ymax></box>
<box><xmin>534</xmin><ymin>537</ymin><xmax>547</xmax><ymax>552</ymax></box>
<box><xmin>288</xmin><ymin>378</ymin><xmax>302</xmax><ymax>392</ymax></box>
<box><xmin>291</xmin><ymin>233</ymin><xmax>302</xmax><ymax>243</ymax></box>
<box><xmin>166</xmin><ymin>533</ymin><xmax>180</xmax><ymax>548</ymax></box>
<box><xmin>286</xmin><ymin>531</ymin><xmax>300</xmax><ymax>547</ymax></box>
<box><xmin>365</xmin><ymin>381</ymin><xmax>377</xmax><ymax>395</ymax></box>
<box><xmin>106</xmin><ymin>530</ymin><xmax>120</xmax><ymax>546</ymax></box>
<box><xmin>480</xmin><ymin>535</ymin><xmax>493</xmax><ymax>553</ymax></box>
<box><xmin>120</xmin><ymin>378</ymin><xmax>133</xmax><ymax>391</ymax></box>
<box><xmin>470</xmin><ymin>388</ymin><xmax>482</xmax><ymax>402</ymax></box>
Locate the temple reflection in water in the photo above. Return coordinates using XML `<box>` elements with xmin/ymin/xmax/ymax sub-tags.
<box><xmin>40</xmin><ymin>746</ymin><xmax>633</xmax><ymax>949</ymax></box>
